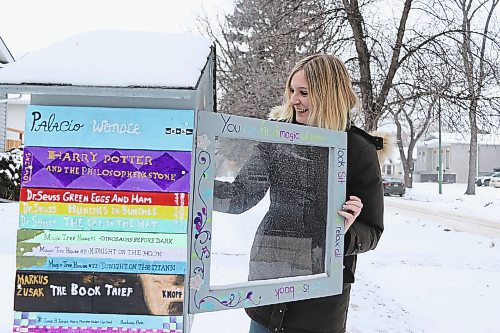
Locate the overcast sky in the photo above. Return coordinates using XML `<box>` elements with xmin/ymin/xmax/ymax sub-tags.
<box><xmin>1</xmin><ymin>0</ymin><xmax>231</xmax><ymax>59</ymax></box>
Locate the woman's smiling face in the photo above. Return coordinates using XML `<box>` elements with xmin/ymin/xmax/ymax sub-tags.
<box><xmin>289</xmin><ymin>69</ymin><xmax>312</xmax><ymax>124</ymax></box>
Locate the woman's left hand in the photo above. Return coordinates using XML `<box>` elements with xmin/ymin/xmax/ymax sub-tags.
<box><xmin>337</xmin><ymin>195</ymin><xmax>363</xmax><ymax>231</ymax></box>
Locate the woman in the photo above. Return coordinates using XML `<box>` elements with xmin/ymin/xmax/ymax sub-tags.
<box><xmin>214</xmin><ymin>54</ymin><xmax>385</xmax><ymax>333</ymax></box>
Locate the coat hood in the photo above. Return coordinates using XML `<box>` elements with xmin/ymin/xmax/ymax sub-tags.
<box><xmin>267</xmin><ymin>104</ymin><xmax>394</xmax><ymax>164</ymax></box>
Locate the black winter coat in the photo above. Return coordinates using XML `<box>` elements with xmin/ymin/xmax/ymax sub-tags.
<box><xmin>214</xmin><ymin>125</ymin><xmax>384</xmax><ymax>332</ymax></box>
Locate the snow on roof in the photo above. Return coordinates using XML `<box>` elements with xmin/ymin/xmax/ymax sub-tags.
<box><xmin>6</xmin><ymin>94</ymin><xmax>30</xmax><ymax>105</ymax></box>
<box><xmin>0</xmin><ymin>31</ymin><xmax>212</xmax><ymax>89</ymax></box>
<box><xmin>419</xmin><ymin>132</ymin><xmax>500</xmax><ymax>148</ymax></box>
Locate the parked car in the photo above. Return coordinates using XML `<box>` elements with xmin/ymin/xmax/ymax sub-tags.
<box><xmin>476</xmin><ymin>171</ymin><xmax>495</xmax><ymax>186</ymax></box>
<box><xmin>382</xmin><ymin>177</ymin><xmax>405</xmax><ymax>196</ymax></box>
<box><xmin>489</xmin><ymin>172</ymin><xmax>500</xmax><ymax>188</ymax></box>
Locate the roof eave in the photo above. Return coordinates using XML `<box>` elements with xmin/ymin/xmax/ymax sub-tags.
<box><xmin>0</xmin><ymin>83</ymin><xmax>197</xmax><ymax>99</ymax></box>
<box><xmin>0</xmin><ymin>36</ymin><xmax>15</xmax><ymax>64</ymax></box>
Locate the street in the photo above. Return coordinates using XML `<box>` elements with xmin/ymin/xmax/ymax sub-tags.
<box><xmin>384</xmin><ymin>197</ymin><xmax>500</xmax><ymax>238</ymax></box>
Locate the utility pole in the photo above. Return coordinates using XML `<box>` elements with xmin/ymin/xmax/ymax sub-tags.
<box><xmin>438</xmin><ymin>97</ymin><xmax>443</xmax><ymax>195</ymax></box>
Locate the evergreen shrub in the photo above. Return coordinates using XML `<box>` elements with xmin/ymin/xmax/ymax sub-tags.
<box><xmin>0</xmin><ymin>147</ymin><xmax>23</xmax><ymax>201</ymax></box>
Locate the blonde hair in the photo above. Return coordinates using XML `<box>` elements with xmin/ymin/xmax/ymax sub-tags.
<box><xmin>278</xmin><ymin>54</ymin><xmax>359</xmax><ymax>131</ymax></box>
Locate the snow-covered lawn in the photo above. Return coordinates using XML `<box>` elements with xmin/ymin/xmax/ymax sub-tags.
<box><xmin>1</xmin><ymin>182</ymin><xmax>499</xmax><ymax>332</ymax></box>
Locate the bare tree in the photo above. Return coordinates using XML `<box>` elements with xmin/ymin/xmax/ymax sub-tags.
<box><xmin>198</xmin><ymin>0</ymin><xmax>439</xmax><ymax>132</ymax></box>
<box><xmin>387</xmin><ymin>96</ymin><xmax>435</xmax><ymax>188</ymax></box>
<box><xmin>452</xmin><ymin>0</ymin><xmax>500</xmax><ymax>194</ymax></box>
<box><xmin>340</xmin><ymin>0</ymin><xmax>499</xmax><ymax>194</ymax></box>
<box><xmin>381</xmin><ymin>26</ymin><xmax>465</xmax><ymax>188</ymax></box>
<box><xmin>197</xmin><ymin>0</ymin><xmax>335</xmax><ymax>119</ymax></box>
<box><xmin>422</xmin><ymin>0</ymin><xmax>500</xmax><ymax>193</ymax></box>
<box><xmin>196</xmin><ymin>0</ymin><xmax>343</xmax><ymax>167</ymax></box>
<box><xmin>196</xmin><ymin>0</ymin><xmax>500</xmax><ymax>190</ymax></box>
<box><xmin>341</xmin><ymin>0</ymin><xmax>414</xmax><ymax>131</ymax></box>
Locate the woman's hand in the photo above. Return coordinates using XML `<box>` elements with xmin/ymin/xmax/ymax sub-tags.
<box><xmin>337</xmin><ymin>195</ymin><xmax>363</xmax><ymax>231</ymax></box>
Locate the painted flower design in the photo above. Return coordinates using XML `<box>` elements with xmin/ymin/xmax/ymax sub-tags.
<box><xmin>197</xmin><ymin>134</ymin><xmax>211</xmax><ymax>151</ymax></box>
<box><xmin>189</xmin><ymin>273</ymin><xmax>204</xmax><ymax>291</ymax></box>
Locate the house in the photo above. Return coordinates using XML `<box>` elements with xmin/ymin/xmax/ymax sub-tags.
<box><xmin>1</xmin><ymin>35</ymin><xmax>16</xmax><ymax>151</ymax></box>
<box><xmin>0</xmin><ymin>95</ymin><xmax>27</xmax><ymax>152</ymax></box>
<box><xmin>381</xmin><ymin>147</ymin><xmax>415</xmax><ymax>179</ymax></box>
<box><xmin>414</xmin><ymin>132</ymin><xmax>500</xmax><ymax>183</ymax></box>
<box><xmin>4</xmin><ymin>94</ymin><xmax>29</xmax><ymax>150</ymax></box>
<box><xmin>0</xmin><ymin>95</ymin><xmax>6</xmax><ymax>150</ymax></box>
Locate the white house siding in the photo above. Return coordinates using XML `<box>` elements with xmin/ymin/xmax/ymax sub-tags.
<box><xmin>450</xmin><ymin>144</ymin><xmax>500</xmax><ymax>182</ymax></box>
<box><xmin>478</xmin><ymin>144</ymin><xmax>500</xmax><ymax>173</ymax></box>
<box><xmin>6</xmin><ymin>103</ymin><xmax>26</xmax><ymax>139</ymax></box>
<box><xmin>414</xmin><ymin>147</ymin><xmax>431</xmax><ymax>182</ymax></box>
<box><xmin>451</xmin><ymin>144</ymin><xmax>470</xmax><ymax>183</ymax></box>
<box><xmin>416</xmin><ymin>139</ymin><xmax>500</xmax><ymax>183</ymax></box>
<box><xmin>415</xmin><ymin>144</ymin><xmax>457</xmax><ymax>182</ymax></box>
<box><xmin>0</xmin><ymin>94</ymin><xmax>7</xmax><ymax>151</ymax></box>
<box><xmin>415</xmin><ymin>149</ymin><xmax>427</xmax><ymax>173</ymax></box>
<box><xmin>381</xmin><ymin>162</ymin><xmax>404</xmax><ymax>178</ymax></box>
<box><xmin>418</xmin><ymin>146</ymin><xmax>451</xmax><ymax>172</ymax></box>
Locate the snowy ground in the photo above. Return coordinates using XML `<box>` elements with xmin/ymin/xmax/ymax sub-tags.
<box><xmin>1</xmin><ymin>183</ymin><xmax>499</xmax><ymax>332</ymax></box>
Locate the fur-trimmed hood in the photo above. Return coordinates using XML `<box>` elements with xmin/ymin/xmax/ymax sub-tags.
<box><xmin>268</xmin><ymin>105</ymin><xmax>394</xmax><ymax>164</ymax></box>
<box><xmin>370</xmin><ymin>130</ymin><xmax>395</xmax><ymax>165</ymax></box>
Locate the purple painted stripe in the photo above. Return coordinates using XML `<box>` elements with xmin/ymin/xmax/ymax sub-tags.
<box><xmin>12</xmin><ymin>328</ymin><xmax>181</xmax><ymax>333</ymax></box>
<box><xmin>22</xmin><ymin>147</ymin><xmax>191</xmax><ymax>192</ymax></box>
